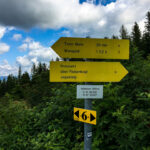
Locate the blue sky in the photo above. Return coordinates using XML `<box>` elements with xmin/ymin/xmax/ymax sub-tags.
<box><xmin>0</xmin><ymin>0</ymin><xmax>149</xmax><ymax>76</ymax></box>
<box><xmin>80</xmin><ymin>0</ymin><xmax>116</xmax><ymax>5</ymax></box>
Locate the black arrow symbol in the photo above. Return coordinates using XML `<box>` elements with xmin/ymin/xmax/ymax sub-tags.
<box><xmin>90</xmin><ymin>113</ymin><xmax>95</xmax><ymax>122</ymax></box>
<box><xmin>74</xmin><ymin>110</ymin><xmax>79</xmax><ymax>118</ymax></box>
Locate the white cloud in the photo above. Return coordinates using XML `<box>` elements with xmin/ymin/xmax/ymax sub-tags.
<box><xmin>60</xmin><ymin>30</ymin><xmax>71</xmax><ymax>37</ymax></box>
<box><xmin>98</xmin><ymin>19</ymin><xmax>106</xmax><ymax>27</ymax></box>
<box><xmin>0</xmin><ymin>26</ymin><xmax>11</xmax><ymax>55</ymax></box>
<box><xmin>0</xmin><ymin>26</ymin><xmax>15</xmax><ymax>40</ymax></box>
<box><xmin>0</xmin><ymin>59</ymin><xmax>18</xmax><ymax>76</ymax></box>
<box><xmin>8</xmin><ymin>26</ymin><xmax>15</xmax><ymax>31</ymax></box>
<box><xmin>24</xmin><ymin>37</ymin><xmax>33</xmax><ymax>43</ymax></box>
<box><xmin>0</xmin><ymin>0</ymin><xmax>149</xmax><ymax>37</ymax></box>
<box><xmin>16</xmin><ymin>39</ymin><xmax>59</xmax><ymax>70</ymax></box>
<box><xmin>28</xmin><ymin>41</ymin><xmax>41</xmax><ymax>50</ymax></box>
<box><xmin>12</xmin><ymin>34</ymin><xmax>22</xmax><ymax>41</ymax></box>
<box><xmin>138</xmin><ymin>18</ymin><xmax>146</xmax><ymax>33</ymax></box>
<box><xmin>0</xmin><ymin>26</ymin><xmax>6</xmax><ymax>39</ymax></box>
<box><xmin>27</xmin><ymin>41</ymin><xmax>59</xmax><ymax>62</ymax></box>
<box><xmin>16</xmin><ymin>55</ymin><xmax>31</xmax><ymax>67</ymax></box>
<box><xmin>0</xmin><ymin>43</ymin><xmax>10</xmax><ymax>54</ymax></box>
<box><xmin>28</xmin><ymin>47</ymin><xmax>54</xmax><ymax>61</ymax></box>
<box><xmin>18</xmin><ymin>43</ymin><xmax>28</xmax><ymax>52</ymax></box>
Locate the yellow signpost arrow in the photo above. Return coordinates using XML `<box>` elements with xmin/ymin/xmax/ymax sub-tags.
<box><xmin>51</xmin><ymin>37</ymin><xmax>129</xmax><ymax>59</ymax></box>
<box><xmin>74</xmin><ymin>107</ymin><xmax>96</xmax><ymax>125</ymax></box>
<box><xmin>50</xmin><ymin>61</ymin><xmax>128</xmax><ymax>82</ymax></box>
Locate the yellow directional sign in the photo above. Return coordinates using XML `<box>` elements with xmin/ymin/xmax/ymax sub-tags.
<box><xmin>50</xmin><ymin>61</ymin><xmax>128</xmax><ymax>82</ymax></box>
<box><xmin>74</xmin><ymin>107</ymin><xmax>96</xmax><ymax>125</ymax></box>
<box><xmin>51</xmin><ymin>37</ymin><xmax>129</xmax><ymax>59</ymax></box>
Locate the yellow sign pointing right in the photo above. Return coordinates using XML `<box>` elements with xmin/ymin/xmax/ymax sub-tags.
<box><xmin>50</xmin><ymin>61</ymin><xmax>128</xmax><ymax>82</ymax></box>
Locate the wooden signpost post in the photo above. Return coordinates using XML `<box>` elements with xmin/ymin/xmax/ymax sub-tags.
<box><xmin>50</xmin><ymin>37</ymin><xmax>129</xmax><ymax>150</ymax></box>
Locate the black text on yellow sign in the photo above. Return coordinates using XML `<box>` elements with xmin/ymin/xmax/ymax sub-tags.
<box><xmin>50</xmin><ymin>61</ymin><xmax>128</xmax><ymax>82</ymax></box>
<box><xmin>51</xmin><ymin>37</ymin><xmax>129</xmax><ymax>59</ymax></box>
<box><xmin>74</xmin><ymin>107</ymin><xmax>96</xmax><ymax>125</ymax></box>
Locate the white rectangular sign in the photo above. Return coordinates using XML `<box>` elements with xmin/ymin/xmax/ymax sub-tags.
<box><xmin>77</xmin><ymin>85</ymin><xmax>103</xmax><ymax>99</ymax></box>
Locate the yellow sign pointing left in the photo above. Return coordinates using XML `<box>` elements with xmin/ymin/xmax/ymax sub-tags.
<box><xmin>51</xmin><ymin>37</ymin><xmax>129</xmax><ymax>59</ymax></box>
<box><xmin>74</xmin><ymin>107</ymin><xmax>96</xmax><ymax>125</ymax></box>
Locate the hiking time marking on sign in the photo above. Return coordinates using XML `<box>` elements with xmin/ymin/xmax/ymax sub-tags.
<box><xmin>51</xmin><ymin>37</ymin><xmax>129</xmax><ymax>59</ymax></box>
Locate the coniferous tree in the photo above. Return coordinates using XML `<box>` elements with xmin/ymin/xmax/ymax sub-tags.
<box><xmin>142</xmin><ymin>11</ymin><xmax>150</xmax><ymax>57</ymax></box>
<box><xmin>112</xmin><ymin>35</ymin><xmax>118</xmax><ymax>39</ymax></box>
<box><xmin>119</xmin><ymin>25</ymin><xmax>129</xmax><ymax>39</ymax></box>
<box><xmin>0</xmin><ymin>79</ymin><xmax>6</xmax><ymax>97</ymax></box>
<box><xmin>37</xmin><ymin>62</ymin><xmax>42</xmax><ymax>74</ymax></box>
<box><xmin>31</xmin><ymin>63</ymin><xmax>36</xmax><ymax>77</ymax></box>
<box><xmin>131</xmin><ymin>22</ymin><xmax>141</xmax><ymax>49</ymax></box>
<box><xmin>6</xmin><ymin>74</ymin><xmax>16</xmax><ymax>93</ymax></box>
<box><xmin>18</xmin><ymin>66</ymin><xmax>22</xmax><ymax>83</ymax></box>
<box><xmin>145</xmin><ymin>11</ymin><xmax>150</xmax><ymax>34</ymax></box>
<box><xmin>104</xmin><ymin>36</ymin><xmax>109</xmax><ymax>39</ymax></box>
<box><xmin>21</xmin><ymin>72</ymin><xmax>30</xmax><ymax>85</ymax></box>
<box><xmin>42</xmin><ymin>63</ymin><xmax>47</xmax><ymax>72</ymax></box>
<box><xmin>56</xmin><ymin>57</ymin><xmax>60</xmax><ymax>61</ymax></box>
<box><xmin>0</xmin><ymin>80</ymin><xmax>2</xmax><ymax>97</ymax></box>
